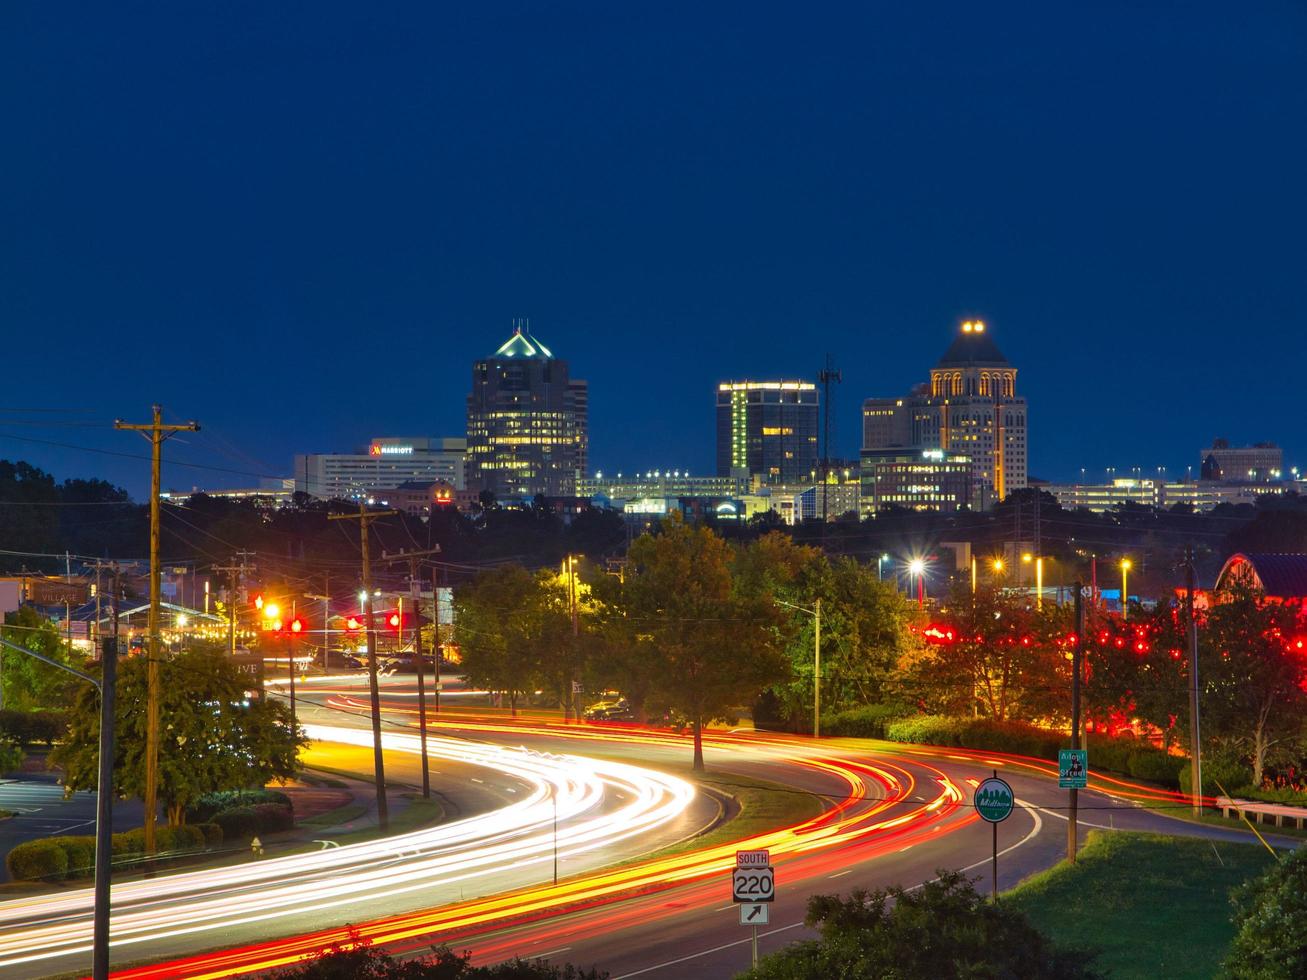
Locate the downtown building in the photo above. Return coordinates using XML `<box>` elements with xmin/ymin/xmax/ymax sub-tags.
<box><xmin>861</xmin><ymin>320</ymin><xmax>1027</xmax><ymax>509</ymax></box>
<box><xmin>716</xmin><ymin>380</ymin><xmax>819</xmax><ymax>485</ymax></box>
<box><xmin>466</xmin><ymin>325</ymin><xmax>588</xmax><ymax>499</ymax></box>
<box><xmin>294</xmin><ymin>437</ymin><xmax>467</xmax><ymax>500</ymax></box>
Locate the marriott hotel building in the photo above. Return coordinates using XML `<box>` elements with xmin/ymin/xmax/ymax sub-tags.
<box><xmin>294</xmin><ymin>437</ymin><xmax>467</xmax><ymax>500</ymax></box>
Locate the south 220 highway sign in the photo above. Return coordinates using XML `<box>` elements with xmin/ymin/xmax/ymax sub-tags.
<box><xmin>732</xmin><ymin>867</ymin><xmax>775</xmax><ymax>902</ymax></box>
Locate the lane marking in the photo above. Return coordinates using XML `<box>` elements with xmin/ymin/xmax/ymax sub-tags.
<box><xmin>827</xmin><ymin>869</ymin><xmax>853</xmax><ymax>878</ymax></box>
<box><xmin>534</xmin><ymin>946</ymin><xmax>571</xmax><ymax>958</ymax></box>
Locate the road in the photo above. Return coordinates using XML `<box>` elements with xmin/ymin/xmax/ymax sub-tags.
<box><xmin>4</xmin><ymin>673</ymin><xmax>1291</xmax><ymax>979</ymax></box>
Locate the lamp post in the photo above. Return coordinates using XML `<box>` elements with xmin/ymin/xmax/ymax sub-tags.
<box><xmin>1120</xmin><ymin>559</ymin><xmax>1132</xmax><ymax>621</ymax></box>
<box><xmin>909</xmin><ymin>559</ymin><xmax>926</xmax><ymax>607</ymax></box>
<box><xmin>1035</xmin><ymin>557</ymin><xmax>1044</xmax><ymax>611</ymax></box>
<box><xmin>777</xmin><ymin>598</ymin><xmax>822</xmax><ymax>737</ymax></box>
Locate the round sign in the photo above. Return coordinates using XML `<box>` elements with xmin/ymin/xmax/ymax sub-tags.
<box><xmin>975</xmin><ymin>777</ymin><xmax>1014</xmax><ymax>823</ymax></box>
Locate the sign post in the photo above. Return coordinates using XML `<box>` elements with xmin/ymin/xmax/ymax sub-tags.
<box><xmin>734</xmin><ymin>849</ymin><xmax>773</xmax><ymax>968</ymax></box>
<box><xmin>974</xmin><ymin>772</ymin><xmax>1014</xmax><ymax>900</ymax></box>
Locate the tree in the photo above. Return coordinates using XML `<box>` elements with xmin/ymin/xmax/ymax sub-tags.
<box><xmin>1</xmin><ymin>606</ymin><xmax>79</xmax><ymax>711</ymax></box>
<box><xmin>602</xmin><ymin>515</ymin><xmax>788</xmax><ymax>770</ymax></box>
<box><xmin>53</xmin><ymin>645</ymin><xmax>303</xmax><ymax>826</ymax></box>
<box><xmin>1226</xmin><ymin>845</ymin><xmax>1307</xmax><ymax>979</ymax></box>
<box><xmin>903</xmin><ymin>583</ymin><xmax>1072</xmax><ymax>722</ymax></box>
<box><xmin>739</xmin><ymin>871</ymin><xmax>1099</xmax><ymax>980</ymax></box>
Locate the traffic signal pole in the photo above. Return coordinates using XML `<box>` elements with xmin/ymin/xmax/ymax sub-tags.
<box><xmin>1068</xmin><ymin>582</ymin><xmax>1084</xmax><ymax>863</ymax></box>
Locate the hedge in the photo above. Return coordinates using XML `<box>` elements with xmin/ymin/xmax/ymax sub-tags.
<box><xmin>0</xmin><ymin>709</ymin><xmax>67</xmax><ymax>747</ymax></box>
<box><xmin>1179</xmin><ymin>754</ymin><xmax>1253</xmax><ymax>799</ymax></box>
<box><xmin>823</xmin><ymin>704</ymin><xmax>913</xmax><ymax>739</ymax></box>
<box><xmin>213</xmin><ymin>802</ymin><xmax>294</xmax><ymax>840</ymax></box>
<box><xmin>187</xmin><ymin>789</ymin><xmax>293</xmax><ymax>824</ymax></box>
<box><xmin>6</xmin><ymin>823</ymin><xmax>222</xmax><ymax>881</ymax></box>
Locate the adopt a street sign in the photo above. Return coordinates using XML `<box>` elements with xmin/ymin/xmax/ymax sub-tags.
<box><xmin>740</xmin><ymin>902</ymin><xmax>769</xmax><ymax>926</ymax></box>
<box><xmin>1059</xmin><ymin>748</ymin><xmax>1088</xmax><ymax>789</ymax></box>
<box><xmin>975</xmin><ymin>776</ymin><xmax>1015</xmax><ymax>823</ymax></box>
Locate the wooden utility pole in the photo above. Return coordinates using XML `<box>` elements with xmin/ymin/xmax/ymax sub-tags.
<box><xmin>383</xmin><ymin>548</ymin><xmax>439</xmax><ymax>799</ymax></box>
<box><xmin>214</xmin><ymin>551</ymin><xmax>255</xmax><ymax>656</ymax></box>
<box><xmin>330</xmin><ymin>503</ymin><xmax>396</xmax><ymax>830</ymax></box>
<box><xmin>1185</xmin><ymin>547</ymin><xmax>1203</xmax><ymax>815</ymax></box>
<box><xmin>1068</xmin><ymin>582</ymin><xmax>1084</xmax><ymax>862</ymax></box>
<box><xmin>115</xmin><ymin>405</ymin><xmax>199</xmax><ymax>855</ymax></box>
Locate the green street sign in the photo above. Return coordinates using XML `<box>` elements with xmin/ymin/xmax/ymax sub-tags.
<box><xmin>975</xmin><ymin>776</ymin><xmax>1015</xmax><ymax>823</ymax></box>
<box><xmin>1059</xmin><ymin>748</ymin><xmax>1088</xmax><ymax>789</ymax></box>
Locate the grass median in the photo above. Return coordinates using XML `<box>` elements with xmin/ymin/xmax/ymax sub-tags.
<box><xmin>1006</xmin><ymin>831</ymin><xmax>1276</xmax><ymax>979</ymax></box>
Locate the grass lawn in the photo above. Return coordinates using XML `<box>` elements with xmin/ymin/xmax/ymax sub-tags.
<box><xmin>1006</xmin><ymin>831</ymin><xmax>1277</xmax><ymax>979</ymax></box>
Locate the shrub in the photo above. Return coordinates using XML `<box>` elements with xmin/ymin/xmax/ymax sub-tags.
<box><xmin>52</xmin><ymin>835</ymin><xmax>95</xmax><ymax>878</ymax></box>
<box><xmin>250</xmin><ymin>802</ymin><xmax>295</xmax><ymax>832</ymax></box>
<box><xmin>195</xmin><ymin>822</ymin><xmax>224</xmax><ymax>847</ymax></box>
<box><xmin>187</xmin><ymin>788</ymin><xmax>293</xmax><ymax>823</ymax></box>
<box><xmin>112</xmin><ymin>828</ymin><xmax>145</xmax><ymax>860</ymax></box>
<box><xmin>1226</xmin><ymin>844</ymin><xmax>1307</xmax><ymax>978</ymax></box>
<box><xmin>213</xmin><ymin>802</ymin><xmax>293</xmax><ymax>839</ymax></box>
<box><xmin>1125</xmin><ymin>748</ymin><xmax>1183</xmax><ymax>788</ymax></box>
<box><xmin>1240</xmin><ymin>785</ymin><xmax>1307</xmax><ymax>806</ymax></box>
<box><xmin>823</xmin><ymin>704</ymin><xmax>910</xmax><ymax>739</ymax></box>
<box><xmin>1179</xmin><ymin>752</ymin><xmax>1251</xmax><ymax>799</ymax></box>
<box><xmin>958</xmin><ymin>719</ymin><xmax>1064</xmax><ymax>759</ymax></box>
<box><xmin>884</xmin><ymin>714</ymin><xmax>967</xmax><ymax>747</ymax></box>
<box><xmin>6</xmin><ymin>838</ymin><xmax>69</xmax><ymax>881</ymax></box>
<box><xmin>1083</xmin><ymin>732</ymin><xmax>1137</xmax><ymax>775</ymax></box>
<box><xmin>0</xmin><ymin>709</ymin><xmax>66</xmax><ymax>747</ymax></box>
<box><xmin>156</xmin><ymin>825</ymin><xmax>207</xmax><ymax>853</ymax></box>
<box><xmin>0</xmin><ymin>740</ymin><xmax>22</xmax><ymax>775</ymax></box>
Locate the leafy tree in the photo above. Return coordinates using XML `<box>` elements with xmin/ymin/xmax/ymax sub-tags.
<box><xmin>1226</xmin><ymin>845</ymin><xmax>1307</xmax><ymax>979</ymax></box>
<box><xmin>270</xmin><ymin>940</ymin><xmax>607</xmax><ymax>979</ymax></box>
<box><xmin>53</xmin><ymin>645</ymin><xmax>303</xmax><ymax>826</ymax></box>
<box><xmin>903</xmin><ymin>583</ymin><xmax>1072</xmax><ymax>722</ymax></box>
<box><xmin>602</xmin><ymin>515</ymin><xmax>788</xmax><ymax>769</ymax></box>
<box><xmin>1</xmin><ymin>606</ymin><xmax>80</xmax><ymax>711</ymax></box>
<box><xmin>739</xmin><ymin>870</ymin><xmax>1099</xmax><ymax>980</ymax></box>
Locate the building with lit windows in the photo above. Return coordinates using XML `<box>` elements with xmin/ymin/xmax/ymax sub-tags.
<box><xmin>294</xmin><ymin>438</ymin><xmax>466</xmax><ymax>500</ymax></box>
<box><xmin>715</xmin><ymin>380</ymin><xmax>819</xmax><ymax>485</ymax></box>
<box><xmin>860</xmin><ymin>448</ymin><xmax>972</xmax><ymax>514</ymax></box>
<box><xmin>861</xmin><ymin>320</ymin><xmax>1027</xmax><ymax>507</ymax></box>
<box><xmin>466</xmin><ymin>325</ymin><xmax>588</xmax><ymax>499</ymax></box>
<box><xmin>1199</xmin><ymin>440</ymin><xmax>1284</xmax><ymax>482</ymax></box>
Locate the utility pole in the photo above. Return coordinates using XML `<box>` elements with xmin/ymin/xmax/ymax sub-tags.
<box><xmin>818</xmin><ymin>354</ymin><xmax>842</xmax><ymax>524</ymax></box>
<box><xmin>384</xmin><ymin>548</ymin><xmax>440</xmax><ymax>798</ymax></box>
<box><xmin>1186</xmin><ymin>547</ymin><xmax>1203</xmax><ymax>815</ymax></box>
<box><xmin>115</xmin><ymin>405</ymin><xmax>199</xmax><ymax>856</ymax></box>
<box><xmin>567</xmin><ymin>555</ymin><xmax>579</xmax><ymax>723</ymax></box>
<box><xmin>432</xmin><ymin>565</ymin><xmax>443</xmax><ymax>717</ymax></box>
<box><xmin>214</xmin><ymin>551</ymin><xmax>255</xmax><ymax>656</ymax></box>
<box><xmin>330</xmin><ymin>503</ymin><xmax>397</xmax><ymax>831</ymax></box>
<box><xmin>1068</xmin><ymin>582</ymin><xmax>1084</xmax><ymax>863</ymax></box>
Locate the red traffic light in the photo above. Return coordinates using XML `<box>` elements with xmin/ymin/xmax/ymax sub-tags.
<box><xmin>345</xmin><ymin>616</ymin><xmax>362</xmax><ymax>631</ymax></box>
<box><xmin>254</xmin><ymin>594</ymin><xmax>264</xmax><ymax>611</ymax></box>
<box><xmin>388</xmin><ymin>612</ymin><xmax>401</xmax><ymax>629</ymax></box>
<box><xmin>289</xmin><ymin>617</ymin><xmax>305</xmax><ymax>634</ymax></box>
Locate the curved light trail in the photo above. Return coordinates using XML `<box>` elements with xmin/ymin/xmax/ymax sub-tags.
<box><xmin>0</xmin><ymin>725</ymin><xmax>695</xmax><ymax>974</ymax></box>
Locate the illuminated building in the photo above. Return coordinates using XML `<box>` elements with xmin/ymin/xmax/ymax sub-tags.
<box><xmin>861</xmin><ymin>320</ymin><xmax>1027</xmax><ymax>506</ymax></box>
<box><xmin>860</xmin><ymin>448</ymin><xmax>972</xmax><ymax>514</ymax></box>
<box><xmin>1044</xmin><ymin>478</ymin><xmax>1286</xmax><ymax>513</ymax></box>
<box><xmin>715</xmin><ymin>380</ymin><xmax>819</xmax><ymax>484</ymax></box>
<box><xmin>294</xmin><ymin>437</ymin><xmax>467</xmax><ymax>500</ymax></box>
<box><xmin>1200</xmin><ymin>439</ymin><xmax>1284</xmax><ymax>482</ymax></box>
<box><xmin>466</xmin><ymin>324</ymin><xmax>588</xmax><ymax>498</ymax></box>
<box><xmin>373</xmin><ymin>480</ymin><xmax>458</xmax><ymax>516</ymax></box>
<box><xmin>578</xmin><ymin>470</ymin><xmax>748</xmax><ymax>502</ymax></box>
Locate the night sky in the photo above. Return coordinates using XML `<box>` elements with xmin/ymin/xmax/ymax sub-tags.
<box><xmin>3</xmin><ymin>3</ymin><xmax>1304</xmax><ymax>498</ymax></box>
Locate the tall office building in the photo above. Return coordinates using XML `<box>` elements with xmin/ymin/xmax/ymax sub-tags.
<box><xmin>466</xmin><ymin>325</ymin><xmax>588</xmax><ymax>499</ymax></box>
<box><xmin>861</xmin><ymin>320</ymin><xmax>1027</xmax><ymax>506</ymax></box>
<box><xmin>715</xmin><ymin>381</ymin><xmax>819</xmax><ymax>485</ymax></box>
<box><xmin>1199</xmin><ymin>439</ymin><xmax>1283</xmax><ymax>482</ymax></box>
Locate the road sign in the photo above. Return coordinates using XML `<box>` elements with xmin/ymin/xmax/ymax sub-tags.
<box><xmin>736</xmin><ymin>848</ymin><xmax>770</xmax><ymax>868</ymax></box>
<box><xmin>732</xmin><ymin>865</ymin><xmax>775</xmax><ymax>902</ymax></box>
<box><xmin>740</xmin><ymin>902</ymin><xmax>769</xmax><ymax>925</ymax></box>
<box><xmin>975</xmin><ymin>776</ymin><xmax>1014</xmax><ymax>823</ymax></box>
<box><xmin>1059</xmin><ymin>749</ymin><xmax>1088</xmax><ymax>789</ymax></box>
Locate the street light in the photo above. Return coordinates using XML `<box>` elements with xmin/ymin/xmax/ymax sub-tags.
<box><xmin>776</xmin><ymin>598</ymin><xmax>822</xmax><ymax>738</ymax></box>
<box><xmin>1121</xmin><ymin>559</ymin><xmax>1132</xmax><ymax>621</ymax></box>
<box><xmin>1036</xmin><ymin>556</ymin><xmax>1044</xmax><ymax>611</ymax></box>
<box><xmin>877</xmin><ymin>554</ymin><xmax>889</xmax><ymax>581</ymax></box>
<box><xmin>908</xmin><ymin>558</ymin><xmax>926</xmax><ymax>607</ymax></box>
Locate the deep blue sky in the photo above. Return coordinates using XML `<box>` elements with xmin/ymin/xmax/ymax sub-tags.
<box><xmin>3</xmin><ymin>3</ymin><xmax>1304</xmax><ymax>498</ymax></box>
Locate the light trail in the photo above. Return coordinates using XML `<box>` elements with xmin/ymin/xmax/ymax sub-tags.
<box><xmin>0</xmin><ymin>726</ymin><xmax>695</xmax><ymax>975</ymax></box>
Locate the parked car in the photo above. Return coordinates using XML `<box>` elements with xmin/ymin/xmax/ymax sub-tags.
<box><xmin>314</xmin><ymin>650</ymin><xmax>365</xmax><ymax>670</ymax></box>
<box><xmin>584</xmin><ymin>697</ymin><xmax>635</xmax><ymax>722</ymax></box>
<box><xmin>379</xmin><ymin>653</ymin><xmax>437</xmax><ymax>675</ymax></box>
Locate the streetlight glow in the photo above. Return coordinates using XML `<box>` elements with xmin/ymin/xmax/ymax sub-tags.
<box><xmin>908</xmin><ymin>558</ymin><xmax>925</xmax><ymax>575</ymax></box>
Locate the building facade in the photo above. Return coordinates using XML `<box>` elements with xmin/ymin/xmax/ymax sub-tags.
<box><xmin>1044</xmin><ymin>478</ymin><xmax>1288</xmax><ymax>513</ymax></box>
<box><xmin>294</xmin><ymin>437</ymin><xmax>466</xmax><ymax>500</ymax></box>
<box><xmin>861</xmin><ymin>320</ymin><xmax>1027</xmax><ymax>506</ymax></box>
<box><xmin>466</xmin><ymin>326</ymin><xmax>588</xmax><ymax>499</ymax></box>
<box><xmin>860</xmin><ymin>447</ymin><xmax>973</xmax><ymax>514</ymax></box>
<box><xmin>715</xmin><ymin>381</ymin><xmax>819</xmax><ymax>485</ymax></box>
<box><xmin>1200</xmin><ymin>440</ymin><xmax>1284</xmax><ymax>482</ymax></box>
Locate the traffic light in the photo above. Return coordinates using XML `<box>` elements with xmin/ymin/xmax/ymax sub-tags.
<box><xmin>254</xmin><ymin>594</ymin><xmax>264</xmax><ymax>611</ymax></box>
<box><xmin>289</xmin><ymin>617</ymin><xmax>305</xmax><ymax>634</ymax></box>
<box><xmin>387</xmin><ymin>612</ymin><xmax>401</xmax><ymax>630</ymax></box>
<box><xmin>345</xmin><ymin>616</ymin><xmax>362</xmax><ymax>632</ymax></box>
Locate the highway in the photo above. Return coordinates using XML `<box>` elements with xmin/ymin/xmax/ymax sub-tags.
<box><xmin>3</xmin><ymin>673</ymin><xmax>1284</xmax><ymax>979</ymax></box>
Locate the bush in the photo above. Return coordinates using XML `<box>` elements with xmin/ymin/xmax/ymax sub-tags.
<box><xmin>1125</xmin><ymin>748</ymin><xmax>1183</xmax><ymax>788</ymax></box>
<box><xmin>0</xmin><ymin>709</ymin><xmax>67</xmax><ymax>747</ymax></box>
<box><xmin>1083</xmin><ymin>732</ymin><xmax>1138</xmax><ymax>775</ymax></box>
<box><xmin>958</xmin><ymin>719</ymin><xmax>1065</xmax><ymax>759</ymax></box>
<box><xmin>1226</xmin><ymin>844</ymin><xmax>1307</xmax><ymax>978</ymax></box>
<box><xmin>1179</xmin><ymin>752</ymin><xmax>1251</xmax><ymax>799</ymax></box>
<box><xmin>884</xmin><ymin>714</ymin><xmax>967</xmax><ymax>747</ymax></box>
<box><xmin>270</xmin><ymin>942</ymin><xmax>609</xmax><ymax>978</ymax></box>
<box><xmin>157</xmin><ymin>825</ymin><xmax>207</xmax><ymax>853</ymax></box>
<box><xmin>112</xmin><ymin>828</ymin><xmax>145</xmax><ymax>860</ymax></box>
<box><xmin>1240</xmin><ymin>785</ymin><xmax>1307</xmax><ymax>806</ymax></box>
<box><xmin>213</xmin><ymin>802</ymin><xmax>293</xmax><ymax>839</ymax></box>
<box><xmin>823</xmin><ymin>704</ymin><xmax>910</xmax><ymax>739</ymax></box>
<box><xmin>195</xmin><ymin>822</ymin><xmax>224</xmax><ymax>847</ymax></box>
<box><xmin>6</xmin><ymin>838</ymin><xmax>69</xmax><ymax>881</ymax></box>
<box><xmin>51</xmin><ymin>835</ymin><xmax>95</xmax><ymax>878</ymax></box>
<box><xmin>0</xmin><ymin>740</ymin><xmax>22</xmax><ymax>775</ymax></box>
<box><xmin>187</xmin><ymin>788</ymin><xmax>293</xmax><ymax>823</ymax></box>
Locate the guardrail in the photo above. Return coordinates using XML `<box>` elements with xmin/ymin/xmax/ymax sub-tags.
<box><xmin>1216</xmin><ymin>796</ymin><xmax>1307</xmax><ymax>829</ymax></box>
